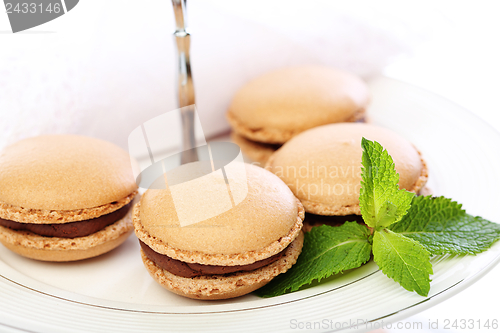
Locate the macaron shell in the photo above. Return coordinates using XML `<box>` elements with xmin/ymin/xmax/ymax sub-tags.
<box><xmin>134</xmin><ymin>198</ymin><xmax>303</xmax><ymax>266</ymax></box>
<box><xmin>0</xmin><ymin>208</ymin><xmax>134</xmax><ymax>261</ymax></box>
<box><xmin>137</xmin><ymin>163</ymin><xmax>301</xmax><ymax>256</ymax></box>
<box><xmin>0</xmin><ymin>135</ymin><xmax>138</xmax><ymax>210</ymax></box>
<box><xmin>0</xmin><ymin>190</ymin><xmax>137</xmax><ymax>224</ymax></box>
<box><xmin>227</xmin><ymin>66</ymin><xmax>369</xmax><ymax>144</ymax></box>
<box><xmin>266</xmin><ymin>123</ymin><xmax>428</xmax><ymax>215</ymax></box>
<box><xmin>140</xmin><ymin>231</ymin><xmax>303</xmax><ymax>300</ymax></box>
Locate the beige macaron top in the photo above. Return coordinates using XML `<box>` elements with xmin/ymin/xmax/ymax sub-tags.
<box><xmin>134</xmin><ymin>163</ymin><xmax>304</xmax><ymax>266</ymax></box>
<box><xmin>266</xmin><ymin>123</ymin><xmax>428</xmax><ymax>216</ymax></box>
<box><xmin>0</xmin><ymin>135</ymin><xmax>138</xmax><ymax>211</ymax></box>
<box><xmin>227</xmin><ymin>66</ymin><xmax>369</xmax><ymax>144</ymax></box>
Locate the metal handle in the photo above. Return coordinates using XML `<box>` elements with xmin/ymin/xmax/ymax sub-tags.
<box><xmin>172</xmin><ymin>0</ymin><xmax>198</xmax><ymax>164</ymax></box>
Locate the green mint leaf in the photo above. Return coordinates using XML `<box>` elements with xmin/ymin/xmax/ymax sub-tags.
<box><xmin>390</xmin><ymin>195</ymin><xmax>500</xmax><ymax>255</ymax></box>
<box><xmin>373</xmin><ymin>229</ymin><xmax>432</xmax><ymax>296</ymax></box>
<box><xmin>255</xmin><ymin>222</ymin><xmax>372</xmax><ymax>298</ymax></box>
<box><xmin>359</xmin><ymin>138</ymin><xmax>415</xmax><ymax>229</ymax></box>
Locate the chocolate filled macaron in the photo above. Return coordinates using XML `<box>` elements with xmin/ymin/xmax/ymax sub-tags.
<box><xmin>265</xmin><ymin>123</ymin><xmax>428</xmax><ymax>231</ymax></box>
<box><xmin>227</xmin><ymin>66</ymin><xmax>369</xmax><ymax>165</ymax></box>
<box><xmin>134</xmin><ymin>163</ymin><xmax>304</xmax><ymax>300</ymax></box>
<box><xmin>0</xmin><ymin>135</ymin><xmax>138</xmax><ymax>261</ymax></box>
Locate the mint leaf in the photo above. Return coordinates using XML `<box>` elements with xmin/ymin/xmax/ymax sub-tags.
<box><xmin>390</xmin><ymin>196</ymin><xmax>500</xmax><ymax>255</ymax></box>
<box><xmin>255</xmin><ymin>222</ymin><xmax>371</xmax><ymax>298</ymax></box>
<box><xmin>359</xmin><ymin>138</ymin><xmax>414</xmax><ymax>229</ymax></box>
<box><xmin>373</xmin><ymin>229</ymin><xmax>432</xmax><ymax>296</ymax></box>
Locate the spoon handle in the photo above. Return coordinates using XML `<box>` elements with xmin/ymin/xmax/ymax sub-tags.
<box><xmin>172</xmin><ymin>0</ymin><xmax>198</xmax><ymax>164</ymax></box>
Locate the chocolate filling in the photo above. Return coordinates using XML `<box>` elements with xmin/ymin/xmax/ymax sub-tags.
<box><xmin>139</xmin><ymin>240</ymin><xmax>287</xmax><ymax>278</ymax></box>
<box><xmin>304</xmin><ymin>213</ymin><xmax>365</xmax><ymax>229</ymax></box>
<box><xmin>0</xmin><ymin>203</ymin><xmax>132</xmax><ymax>238</ymax></box>
<box><xmin>264</xmin><ymin>142</ymin><xmax>282</xmax><ymax>151</ymax></box>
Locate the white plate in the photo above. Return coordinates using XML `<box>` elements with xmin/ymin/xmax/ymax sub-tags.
<box><xmin>1</xmin><ymin>76</ymin><xmax>500</xmax><ymax>333</ymax></box>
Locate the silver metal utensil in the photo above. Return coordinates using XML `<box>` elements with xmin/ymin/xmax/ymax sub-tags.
<box><xmin>172</xmin><ymin>0</ymin><xmax>198</xmax><ymax>164</ymax></box>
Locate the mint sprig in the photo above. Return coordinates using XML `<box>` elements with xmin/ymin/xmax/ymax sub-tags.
<box><xmin>390</xmin><ymin>195</ymin><xmax>500</xmax><ymax>255</ymax></box>
<box><xmin>360</xmin><ymin>138</ymin><xmax>415</xmax><ymax>229</ymax></box>
<box><xmin>373</xmin><ymin>229</ymin><xmax>432</xmax><ymax>296</ymax></box>
<box><xmin>256</xmin><ymin>138</ymin><xmax>500</xmax><ymax>298</ymax></box>
<box><xmin>255</xmin><ymin>222</ymin><xmax>371</xmax><ymax>298</ymax></box>
<box><xmin>361</xmin><ymin>138</ymin><xmax>432</xmax><ymax>295</ymax></box>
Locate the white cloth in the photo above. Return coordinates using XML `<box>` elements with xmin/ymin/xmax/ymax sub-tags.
<box><xmin>0</xmin><ymin>0</ymin><xmax>439</xmax><ymax>151</ymax></box>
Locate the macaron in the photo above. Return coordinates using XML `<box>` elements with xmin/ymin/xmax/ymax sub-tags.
<box><xmin>227</xmin><ymin>65</ymin><xmax>369</xmax><ymax>146</ymax></box>
<box><xmin>133</xmin><ymin>163</ymin><xmax>304</xmax><ymax>300</ymax></box>
<box><xmin>265</xmin><ymin>123</ymin><xmax>428</xmax><ymax>224</ymax></box>
<box><xmin>0</xmin><ymin>135</ymin><xmax>138</xmax><ymax>261</ymax></box>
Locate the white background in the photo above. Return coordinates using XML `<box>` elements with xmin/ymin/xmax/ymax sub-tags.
<box><xmin>1</xmin><ymin>1</ymin><xmax>500</xmax><ymax>332</ymax></box>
